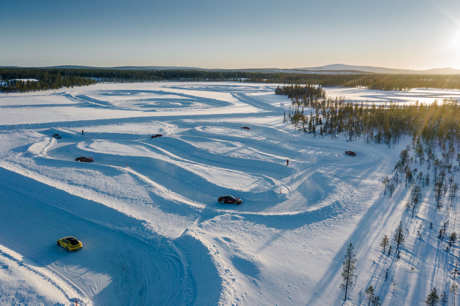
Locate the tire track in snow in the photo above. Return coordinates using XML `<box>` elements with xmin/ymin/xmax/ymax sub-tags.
<box><xmin>0</xmin><ymin>246</ymin><xmax>90</xmax><ymax>305</ymax></box>
<box><xmin>0</xmin><ymin>166</ymin><xmax>197</xmax><ymax>305</ymax></box>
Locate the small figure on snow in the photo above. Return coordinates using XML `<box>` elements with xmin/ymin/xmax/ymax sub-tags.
<box><xmin>82</xmin><ymin>129</ymin><xmax>84</xmax><ymax>135</ymax></box>
<box><xmin>286</xmin><ymin>159</ymin><xmax>289</xmax><ymax>166</ymax></box>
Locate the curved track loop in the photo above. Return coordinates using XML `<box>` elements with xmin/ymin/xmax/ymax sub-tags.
<box><xmin>0</xmin><ymin>82</ymin><xmax>430</xmax><ymax>305</ymax></box>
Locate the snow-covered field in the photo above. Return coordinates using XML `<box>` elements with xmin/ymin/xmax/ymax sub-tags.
<box><xmin>1</xmin><ymin>82</ymin><xmax>459</xmax><ymax>305</ymax></box>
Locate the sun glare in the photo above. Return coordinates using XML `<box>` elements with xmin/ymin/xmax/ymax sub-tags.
<box><xmin>444</xmin><ymin>29</ymin><xmax>460</xmax><ymax>67</ymax></box>
<box><xmin>451</xmin><ymin>30</ymin><xmax>460</xmax><ymax>49</ymax></box>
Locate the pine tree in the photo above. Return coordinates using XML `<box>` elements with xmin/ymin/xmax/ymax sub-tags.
<box><xmin>365</xmin><ymin>285</ymin><xmax>374</xmax><ymax>306</ymax></box>
<box><xmin>450</xmin><ymin>183</ymin><xmax>459</xmax><ymax>206</ymax></box>
<box><xmin>449</xmin><ymin>232</ymin><xmax>457</xmax><ymax>250</ymax></box>
<box><xmin>452</xmin><ymin>261</ymin><xmax>460</xmax><ymax>280</ymax></box>
<box><xmin>372</xmin><ymin>296</ymin><xmax>382</xmax><ymax>306</ymax></box>
<box><xmin>388</xmin><ymin>182</ymin><xmax>396</xmax><ymax>198</ymax></box>
<box><xmin>440</xmin><ymin>291</ymin><xmax>448</xmax><ymax>306</ymax></box>
<box><xmin>380</xmin><ymin>235</ymin><xmax>389</xmax><ymax>253</ymax></box>
<box><xmin>411</xmin><ymin>184</ymin><xmax>422</xmax><ymax>217</ymax></box>
<box><xmin>426</xmin><ymin>287</ymin><xmax>439</xmax><ymax>306</ymax></box>
<box><xmin>394</xmin><ymin>221</ymin><xmax>405</xmax><ymax>252</ymax></box>
<box><xmin>450</xmin><ymin>283</ymin><xmax>458</xmax><ymax>306</ymax></box>
<box><xmin>340</xmin><ymin>243</ymin><xmax>358</xmax><ymax>301</ymax></box>
<box><xmin>382</xmin><ymin>176</ymin><xmax>390</xmax><ymax>195</ymax></box>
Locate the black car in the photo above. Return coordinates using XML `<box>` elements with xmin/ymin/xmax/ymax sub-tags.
<box><xmin>345</xmin><ymin>151</ymin><xmax>356</xmax><ymax>156</ymax></box>
<box><xmin>75</xmin><ymin>156</ymin><xmax>93</xmax><ymax>162</ymax></box>
<box><xmin>241</xmin><ymin>127</ymin><xmax>250</xmax><ymax>130</ymax></box>
<box><xmin>52</xmin><ymin>134</ymin><xmax>62</xmax><ymax>139</ymax></box>
<box><xmin>151</xmin><ymin>134</ymin><xmax>163</xmax><ymax>139</ymax></box>
<box><xmin>218</xmin><ymin>195</ymin><xmax>242</xmax><ymax>205</ymax></box>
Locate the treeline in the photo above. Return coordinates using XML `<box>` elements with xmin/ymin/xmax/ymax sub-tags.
<box><xmin>0</xmin><ymin>68</ymin><xmax>96</xmax><ymax>93</ymax></box>
<box><xmin>278</xmin><ymin>87</ymin><xmax>460</xmax><ymax>302</ymax></box>
<box><xmin>286</xmin><ymin>90</ymin><xmax>460</xmax><ymax>147</ymax></box>
<box><xmin>1</xmin><ymin>67</ymin><xmax>460</xmax><ymax>93</ymax></box>
<box><xmin>275</xmin><ymin>84</ymin><xmax>326</xmax><ymax>100</ymax></box>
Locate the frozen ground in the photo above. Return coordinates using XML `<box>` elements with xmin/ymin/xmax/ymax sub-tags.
<box><xmin>0</xmin><ymin>82</ymin><xmax>459</xmax><ymax>305</ymax></box>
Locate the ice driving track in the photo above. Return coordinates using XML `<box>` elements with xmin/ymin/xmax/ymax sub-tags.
<box><xmin>0</xmin><ymin>82</ymin><xmax>429</xmax><ymax>305</ymax></box>
<box><xmin>0</xmin><ymin>166</ymin><xmax>201</xmax><ymax>306</ymax></box>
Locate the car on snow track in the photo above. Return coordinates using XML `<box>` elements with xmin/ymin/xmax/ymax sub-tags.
<box><xmin>151</xmin><ymin>134</ymin><xmax>163</xmax><ymax>139</ymax></box>
<box><xmin>241</xmin><ymin>126</ymin><xmax>250</xmax><ymax>130</ymax></box>
<box><xmin>57</xmin><ymin>236</ymin><xmax>82</xmax><ymax>252</ymax></box>
<box><xmin>345</xmin><ymin>151</ymin><xmax>356</xmax><ymax>156</ymax></box>
<box><xmin>218</xmin><ymin>195</ymin><xmax>242</xmax><ymax>205</ymax></box>
<box><xmin>75</xmin><ymin>156</ymin><xmax>93</xmax><ymax>162</ymax></box>
<box><xmin>52</xmin><ymin>134</ymin><xmax>62</xmax><ymax>139</ymax></box>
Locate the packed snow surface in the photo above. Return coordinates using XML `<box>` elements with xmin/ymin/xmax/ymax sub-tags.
<box><xmin>0</xmin><ymin>82</ymin><xmax>459</xmax><ymax>305</ymax></box>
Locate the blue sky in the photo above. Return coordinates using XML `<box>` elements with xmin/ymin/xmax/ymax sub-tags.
<box><xmin>1</xmin><ymin>0</ymin><xmax>460</xmax><ymax>69</ymax></box>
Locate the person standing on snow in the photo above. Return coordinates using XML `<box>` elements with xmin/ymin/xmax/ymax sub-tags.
<box><xmin>82</xmin><ymin>129</ymin><xmax>84</xmax><ymax>135</ymax></box>
<box><xmin>286</xmin><ymin>159</ymin><xmax>289</xmax><ymax>166</ymax></box>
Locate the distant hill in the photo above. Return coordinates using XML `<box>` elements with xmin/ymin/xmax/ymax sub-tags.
<box><xmin>43</xmin><ymin>65</ymin><xmax>205</xmax><ymax>70</ymax></box>
<box><xmin>2</xmin><ymin>64</ymin><xmax>459</xmax><ymax>75</ymax></box>
<box><xmin>297</xmin><ymin>64</ymin><xmax>460</xmax><ymax>75</ymax></box>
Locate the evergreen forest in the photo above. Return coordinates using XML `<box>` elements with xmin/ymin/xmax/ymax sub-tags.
<box><xmin>1</xmin><ymin>67</ymin><xmax>460</xmax><ymax>93</ymax></box>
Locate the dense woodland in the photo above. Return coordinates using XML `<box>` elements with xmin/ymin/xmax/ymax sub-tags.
<box><xmin>1</xmin><ymin>67</ymin><xmax>460</xmax><ymax>93</ymax></box>
<box><xmin>280</xmin><ymin>84</ymin><xmax>460</xmax><ymax>146</ymax></box>
<box><xmin>279</xmin><ymin>84</ymin><xmax>460</xmax><ymax>303</ymax></box>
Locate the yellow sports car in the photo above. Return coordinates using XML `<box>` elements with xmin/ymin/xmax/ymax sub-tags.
<box><xmin>57</xmin><ymin>236</ymin><xmax>83</xmax><ymax>252</ymax></box>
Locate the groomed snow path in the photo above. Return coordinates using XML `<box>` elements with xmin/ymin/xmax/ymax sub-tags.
<box><xmin>1</xmin><ymin>82</ymin><xmax>459</xmax><ymax>305</ymax></box>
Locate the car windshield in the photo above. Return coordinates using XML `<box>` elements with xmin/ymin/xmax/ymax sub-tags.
<box><xmin>67</xmin><ymin>237</ymin><xmax>80</xmax><ymax>245</ymax></box>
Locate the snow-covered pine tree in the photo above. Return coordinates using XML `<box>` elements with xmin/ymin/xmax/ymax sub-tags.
<box><xmin>340</xmin><ymin>243</ymin><xmax>358</xmax><ymax>301</ymax></box>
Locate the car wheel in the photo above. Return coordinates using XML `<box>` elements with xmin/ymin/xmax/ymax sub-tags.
<box><xmin>220</xmin><ymin>200</ymin><xmax>225</xmax><ymax>204</ymax></box>
<box><xmin>57</xmin><ymin>241</ymin><xmax>60</xmax><ymax>246</ymax></box>
<box><xmin>66</xmin><ymin>247</ymin><xmax>70</xmax><ymax>252</ymax></box>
